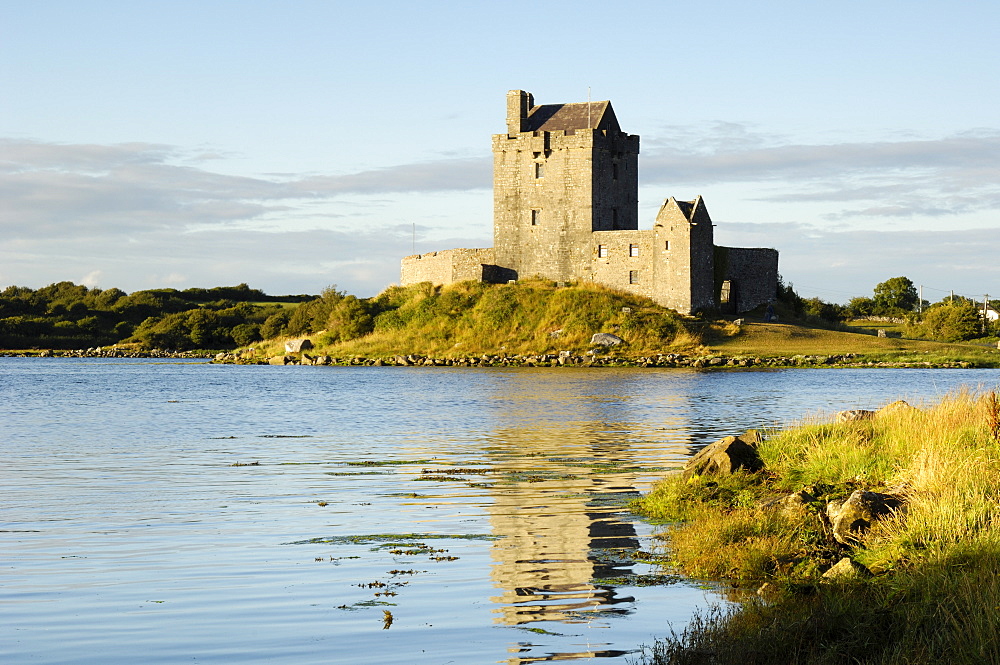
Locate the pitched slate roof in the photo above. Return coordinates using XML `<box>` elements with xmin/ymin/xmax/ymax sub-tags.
<box><xmin>523</xmin><ymin>100</ymin><xmax>621</xmax><ymax>133</ymax></box>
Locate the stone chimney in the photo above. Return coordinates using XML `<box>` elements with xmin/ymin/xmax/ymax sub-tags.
<box><xmin>506</xmin><ymin>90</ymin><xmax>533</xmax><ymax>135</ymax></box>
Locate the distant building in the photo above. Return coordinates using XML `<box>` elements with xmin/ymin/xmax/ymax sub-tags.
<box><xmin>401</xmin><ymin>90</ymin><xmax>778</xmax><ymax>315</ymax></box>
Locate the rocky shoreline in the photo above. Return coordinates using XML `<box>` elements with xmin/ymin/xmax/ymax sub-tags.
<box><xmin>2</xmin><ymin>347</ymin><xmax>213</xmax><ymax>359</ymax></box>
<box><xmin>213</xmin><ymin>351</ymin><xmax>978</xmax><ymax>369</ymax></box>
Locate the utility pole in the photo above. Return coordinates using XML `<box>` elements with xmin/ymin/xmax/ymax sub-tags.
<box><xmin>984</xmin><ymin>294</ymin><xmax>990</xmax><ymax>335</ymax></box>
<box><xmin>919</xmin><ymin>285</ymin><xmax>923</xmax><ymax>314</ymax></box>
<box><xmin>951</xmin><ymin>290</ymin><xmax>954</xmax><ymax>304</ymax></box>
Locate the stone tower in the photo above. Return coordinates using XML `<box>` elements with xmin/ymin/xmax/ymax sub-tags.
<box><xmin>492</xmin><ymin>90</ymin><xmax>640</xmax><ymax>281</ymax></box>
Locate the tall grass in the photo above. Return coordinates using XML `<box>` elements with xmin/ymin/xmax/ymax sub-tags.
<box><xmin>634</xmin><ymin>390</ymin><xmax>1000</xmax><ymax>664</ymax></box>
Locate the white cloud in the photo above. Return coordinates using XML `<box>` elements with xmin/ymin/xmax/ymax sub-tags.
<box><xmin>2</xmin><ymin>130</ymin><xmax>998</xmax><ymax>299</ymax></box>
<box><xmin>640</xmin><ymin>128</ymin><xmax>1000</xmax><ymax>222</ymax></box>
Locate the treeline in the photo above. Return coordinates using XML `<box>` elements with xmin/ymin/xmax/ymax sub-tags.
<box><xmin>777</xmin><ymin>275</ymin><xmax>999</xmax><ymax>342</ymax></box>
<box><xmin>0</xmin><ymin>282</ymin><xmax>314</xmax><ymax>350</ymax></box>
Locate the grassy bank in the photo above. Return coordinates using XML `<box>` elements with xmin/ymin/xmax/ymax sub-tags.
<box><xmin>633</xmin><ymin>391</ymin><xmax>1000</xmax><ymax>664</ymax></box>
<box><xmin>702</xmin><ymin>320</ymin><xmax>1000</xmax><ymax>366</ymax></box>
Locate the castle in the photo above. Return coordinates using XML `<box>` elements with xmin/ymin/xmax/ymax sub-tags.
<box><xmin>400</xmin><ymin>90</ymin><xmax>778</xmax><ymax>315</ymax></box>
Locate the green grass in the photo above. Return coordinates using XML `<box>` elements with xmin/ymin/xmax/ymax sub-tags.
<box><xmin>702</xmin><ymin>320</ymin><xmax>1000</xmax><ymax>365</ymax></box>
<box><xmin>633</xmin><ymin>391</ymin><xmax>1000</xmax><ymax>665</ymax></box>
<box><xmin>253</xmin><ymin>279</ymin><xmax>703</xmax><ymax>359</ymax></box>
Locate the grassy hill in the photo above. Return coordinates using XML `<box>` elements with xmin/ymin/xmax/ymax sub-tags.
<box><xmin>244</xmin><ymin>280</ymin><xmax>1000</xmax><ymax>367</ymax></box>
<box><xmin>250</xmin><ymin>279</ymin><xmax>702</xmax><ymax>359</ymax></box>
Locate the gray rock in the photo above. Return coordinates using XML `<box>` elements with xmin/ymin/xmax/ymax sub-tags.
<box><xmin>826</xmin><ymin>490</ymin><xmax>903</xmax><ymax>545</ymax></box>
<box><xmin>822</xmin><ymin>557</ymin><xmax>873</xmax><ymax>580</ymax></box>
<box><xmin>590</xmin><ymin>332</ymin><xmax>624</xmax><ymax>347</ymax></box>
<box><xmin>683</xmin><ymin>435</ymin><xmax>764</xmax><ymax>480</ymax></box>
<box><xmin>836</xmin><ymin>409</ymin><xmax>875</xmax><ymax>423</ymax></box>
<box><xmin>285</xmin><ymin>338</ymin><xmax>313</xmax><ymax>353</ymax></box>
<box><xmin>763</xmin><ymin>489</ymin><xmax>815</xmax><ymax>517</ymax></box>
<box><xmin>878</xmin><ymin>400</ymin><xmax>916</xmax><ymax>416</ymax></box>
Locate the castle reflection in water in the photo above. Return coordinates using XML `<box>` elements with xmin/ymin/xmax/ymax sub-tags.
<box><xmin>476</xmin><ymin>371</ymin><xmax>697</xmax><ymax>661</ymax></box>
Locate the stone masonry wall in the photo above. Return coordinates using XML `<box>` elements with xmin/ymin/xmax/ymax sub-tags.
<box><xmin>589</xmin><ymin>230</ymin><xmax>656</xmax><ymax>300</ymax></box>
<box><xmin>720</xmin><ymin>247</ymin><xmax>779</xmax><ymax>313</ymax></box>
<box><xmin>400</xmin><ymin>248</ymin><xmax>496</xmax><ymax>286</ymax></box>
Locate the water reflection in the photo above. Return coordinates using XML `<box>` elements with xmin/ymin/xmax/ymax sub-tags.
<box><xmin>487</xmin><ymin>423</ymin><xmax>642</xmax><ymax>625</ymax></box>
<box><xmin>477</xmin><ymin>370</ymin><xmax>698</xmax><ymax>662</ymax></box>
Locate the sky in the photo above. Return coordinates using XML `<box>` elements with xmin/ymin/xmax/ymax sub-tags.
<box><xmin>1</xmin><ymin>0</ymin><xmax>999</xmax><ymax>305</ymax></box>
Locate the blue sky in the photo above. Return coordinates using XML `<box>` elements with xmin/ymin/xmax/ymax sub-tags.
<box><xmin>2</xmin><ymin>0</ymin><xmax>998</xmax><ymax>304</ymax></box>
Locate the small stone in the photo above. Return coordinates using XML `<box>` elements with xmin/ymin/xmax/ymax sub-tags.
<box><xmin>822</xmin><ymin>557</ymin><xmax>872</xmax><ymax>580</ymax></box>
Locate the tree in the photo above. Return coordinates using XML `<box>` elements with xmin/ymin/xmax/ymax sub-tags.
<box><xmin>325</xmin><ymin>296</ymin><xmax>374</xmax><ymax>342</ymax></box>
<box><xmin>847</xmin><ymin>296</ymin><xmax>876</xmax><ymax>318</ymax></box>
<box><xmin>872</xmin><ymin>276</ymin><xmax>918</xmax><ymax>315</ymax></box>
<box><xmin>919</xmin><ymin>300</ymin><xmax>981</xmax><ymax>342</ymax></box>
<box><xmin>260</xmin><ymin>310</ymin><xmax>291</xmax><ymax>340</ymax></box>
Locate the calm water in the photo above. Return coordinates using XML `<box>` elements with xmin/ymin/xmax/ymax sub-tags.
<box><xmin>3</xmin><ymin>359</ymin><xmax>999</xmax><ymax>664</ymax></box>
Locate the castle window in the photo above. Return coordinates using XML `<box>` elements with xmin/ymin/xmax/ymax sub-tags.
<box><xmin>612</xmin><ymin>163</ymin><xmax>619</xmax><ymax>181</ymax></box>
<box><xmin>629</xmin><ymin>270</ymin><xmax>639</xmax><ymax>284</ymax></box>
<box><xmin>664</xmin><ymin>240</ymin><xmax>670</xmax><ymax>251</ymax></box>
<box><xmin>534</xmin><ymin>162</ymin><xmax>544</xmax><ymax>178</ymax></box>
<box><xmin>611</xmin><ymin>208</ymin><xmax>619</xmax><ymax>229</ymax></box>
<box><xmin>629</xmin><ymin>244</ymin><xmax>639</xmax><ymax>257</ymax></box>
<box><xmin>531</xmin><ymin>209</ymin><xmax>540</xmax><ymax>226</ymax></box>
<box><xmin>598</xmin><ymin>244</ymin><xmax>608</xmax><ymax>258</ymax></box>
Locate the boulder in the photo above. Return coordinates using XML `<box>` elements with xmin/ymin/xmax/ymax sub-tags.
<box><xmin>878</xmin><ymin>400</ymin><xmax>916</xmax><ymax>416</ymax></box>
<box><xmin>284</xmin><ymin>338</ymin><xmax>313</xmax><ymax>353</ymax></box>
<box><xmin>762</xmin><ymin>489</ymin><xmax>815</xmax><ymax>517</ymax></box>
<box><xmin>268</xmin><ymin>355</ymin><xmax>291</xmax><ymax>365</ymax></box>
<box><xmin>590</xmin><ymin>332</ymin><xmax>624</xmax><ymax>347</ymax></box>
<box><xmin>683</xmin><ymin>435</ymin><xmax>764</xmax><ymax>480</ymax></box>
<box><xmin>826</xmin><ymin>490</ymin><xmax>903</xmax><ymax>545</ymax></box>
<box><xmin>836</xmin><ymin>409</ymin><xmax>875</xmax><ymax>423</ymax></box>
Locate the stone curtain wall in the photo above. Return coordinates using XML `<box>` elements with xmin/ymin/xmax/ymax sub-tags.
<box><xmin>400</xmin><ymin>248</ymin><xmax>496</xmax><ymax>286</ymax></box>
<box><xmin>721</xmin><ymin>247</ymin><xmax>779</xmax><ymax>313</ymax></box>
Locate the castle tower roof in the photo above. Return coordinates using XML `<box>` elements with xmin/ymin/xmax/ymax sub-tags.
<box><xmin>522</xmin><ymin>100</ymin><xmax>621</xmax><ymax>133</ymax></box>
